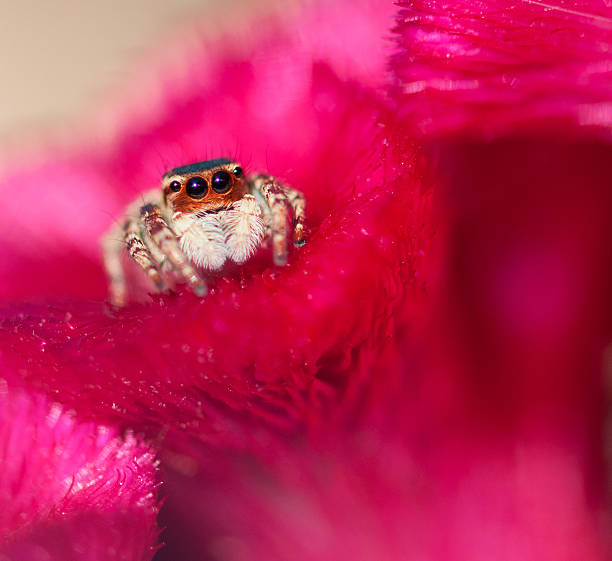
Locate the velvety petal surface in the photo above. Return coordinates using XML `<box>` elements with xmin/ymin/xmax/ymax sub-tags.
<box><xmin>0</xmin><ymin>385</ymin><xmax>158</xmax><ymax>559</ymax></box>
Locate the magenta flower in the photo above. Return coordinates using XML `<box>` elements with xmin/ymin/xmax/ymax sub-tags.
<box><xmin>1</xmin><ymin>1</ymin><xmax>611</xmax><ymax>559</ymax></box>
<box><xmin>0</xmin><ymin>387</ymin><xmax>158</xmax><ymax>559</ymax></box>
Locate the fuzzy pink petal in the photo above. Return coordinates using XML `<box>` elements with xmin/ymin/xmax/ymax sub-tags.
<box><xmin>0</xmin><ymin>385</ymin><xmax>159</xmax><ymax>559</ymax></box>
<box><xmin>393</xmin><ymin>0</ymin><xmax>612</xmax><ymax>136</ymax></box>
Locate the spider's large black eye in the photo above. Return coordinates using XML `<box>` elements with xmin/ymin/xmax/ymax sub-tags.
<box><xmin>186</xmin><ymin>176</ymin><xmax>207</xmax><ymax>199</ymax></box>
<box><xmin>233</xmin><ymin>166</ymin><xmax>243</xmax><ymax>178</ymax></box>
<box><xmin>211</xmin><ymin>170</ymin><xmax>231</xmax><ymax>193</ymax></box>
<box><xmin>169</xmin><ymin>180</ymin><xmax>181</xmax><ymax>192</ymax></box>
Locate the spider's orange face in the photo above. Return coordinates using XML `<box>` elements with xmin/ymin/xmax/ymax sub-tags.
<box><xmin>162</xmin><ymin>158</ymin><xmax>247</xmax><ymax>214</ymax></box>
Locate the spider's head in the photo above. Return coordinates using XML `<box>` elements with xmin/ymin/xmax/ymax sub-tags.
<box><xmin>162</xmin><ymin>158</ymin><xmax>247</xmax><ymax>214</ymax></box>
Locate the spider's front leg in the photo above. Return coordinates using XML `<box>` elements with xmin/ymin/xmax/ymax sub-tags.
<box><xmin>250</xmin><ymin>175</ymin><xmax>306</xmax><ymax>266</ymax></box>
<box><xmin>285</xmin><ymin>187</ymin><xmax>306</xmax><ymax>247</ymax></box>
<box><xmin>102</xmin><ymin>220</ymin><xmax>165</xmax><ymax>308</ymax></box>
<box><xmin>138</xmin><ymin>204</ymin><xmax>207</xmax><ymax>297</ymax></box>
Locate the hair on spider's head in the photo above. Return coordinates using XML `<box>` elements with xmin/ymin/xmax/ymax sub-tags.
<box><xmin>163</xmin><ymin>158</ymin><xmax>233</xmax><ymax>178</ymax></box>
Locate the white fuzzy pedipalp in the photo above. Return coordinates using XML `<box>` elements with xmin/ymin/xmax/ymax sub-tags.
<box><xmin>221</xmin><ymin>195</ymin><xmax>266</xmax><ymax>264</ymax></box>
<box><xmin>174</xmin><ymin>212</ymin><xmax>228</xmax><ymax>270</ymax></box>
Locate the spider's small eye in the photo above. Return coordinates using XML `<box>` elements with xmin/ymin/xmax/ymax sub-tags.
<box><xmin>233</xmin><ymin>166</ymin><xmax>243</xmax><ymax>178</ymax></box>
<box><xmin>212</xmin><ymin>171</ymin><xmax>231</xmax><ymax>193</ymax></box>
<box><xmin>169</xmin><ymin>180</ymin><xmax>181</xmax><ymax>192</ymax></box>
<box><xmin>186</xmin><ymin>177</ymin><xmax>207</xmax><ymax>199</ymax></box>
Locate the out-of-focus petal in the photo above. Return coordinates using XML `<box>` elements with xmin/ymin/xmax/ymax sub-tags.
<box><xmin>391</xmin><ymin>2</ymin><xmax>612</xmax><ymax>560</ymax></box>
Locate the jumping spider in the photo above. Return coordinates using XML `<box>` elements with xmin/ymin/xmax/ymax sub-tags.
<box><xmin>102</xmin><ymin>158</ymin><xmax>305</xmax><ymax>307</ymax></box>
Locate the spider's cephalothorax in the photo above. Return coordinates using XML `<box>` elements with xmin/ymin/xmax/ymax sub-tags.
<box><xmin>102</xmin><ymin>158</ymin><xmax>305</xmax><ymax>306</ymax></box>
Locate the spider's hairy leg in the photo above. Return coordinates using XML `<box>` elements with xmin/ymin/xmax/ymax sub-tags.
<box><xmin>102</xmin><ymin>224</ymin><xmax>131</xmax><ymax>307</ymax></box>
<box><xmin>104</xmin><ymin>217</ymin><xmax>166</xmax><ymax>306</ymax></box>
<box><xmin>250</xmin><ymin>175</ymin><xmax>291</xmax><ymax>266</ymax></box>
<box><xmin>139</xmin><ymin>203</ymin><xmax>207</xmax><ymax>297</ymax></box>
<box><xmin>285</xmin><ymin>187</ymin><xmax>306</xmax><ymax>247</ymax></box>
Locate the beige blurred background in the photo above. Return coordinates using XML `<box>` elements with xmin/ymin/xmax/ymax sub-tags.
<box><xmin>0</xmin><ymin>0</ymin><xmax>280</xmax><ymax>139</ymax></box>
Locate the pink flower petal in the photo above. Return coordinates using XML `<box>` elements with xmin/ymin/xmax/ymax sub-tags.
<box><xmin>0</xmin><ymin>385</ymin><xmax>159</xmax><ymax>559</ymax></box>
<box><xmin>392</xmin><ymin>1</ymin><xmax>612</xmax><ymax>559</ymax></box>
<box><xmin>393</xmin><ymin>0</ymin><xmax>612</xmax><ymax>136</ymax></box>
<box><xmin>2</xmin><ymin>0</ymin><xmax>611</xmax><ymax>560</ymax></box>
